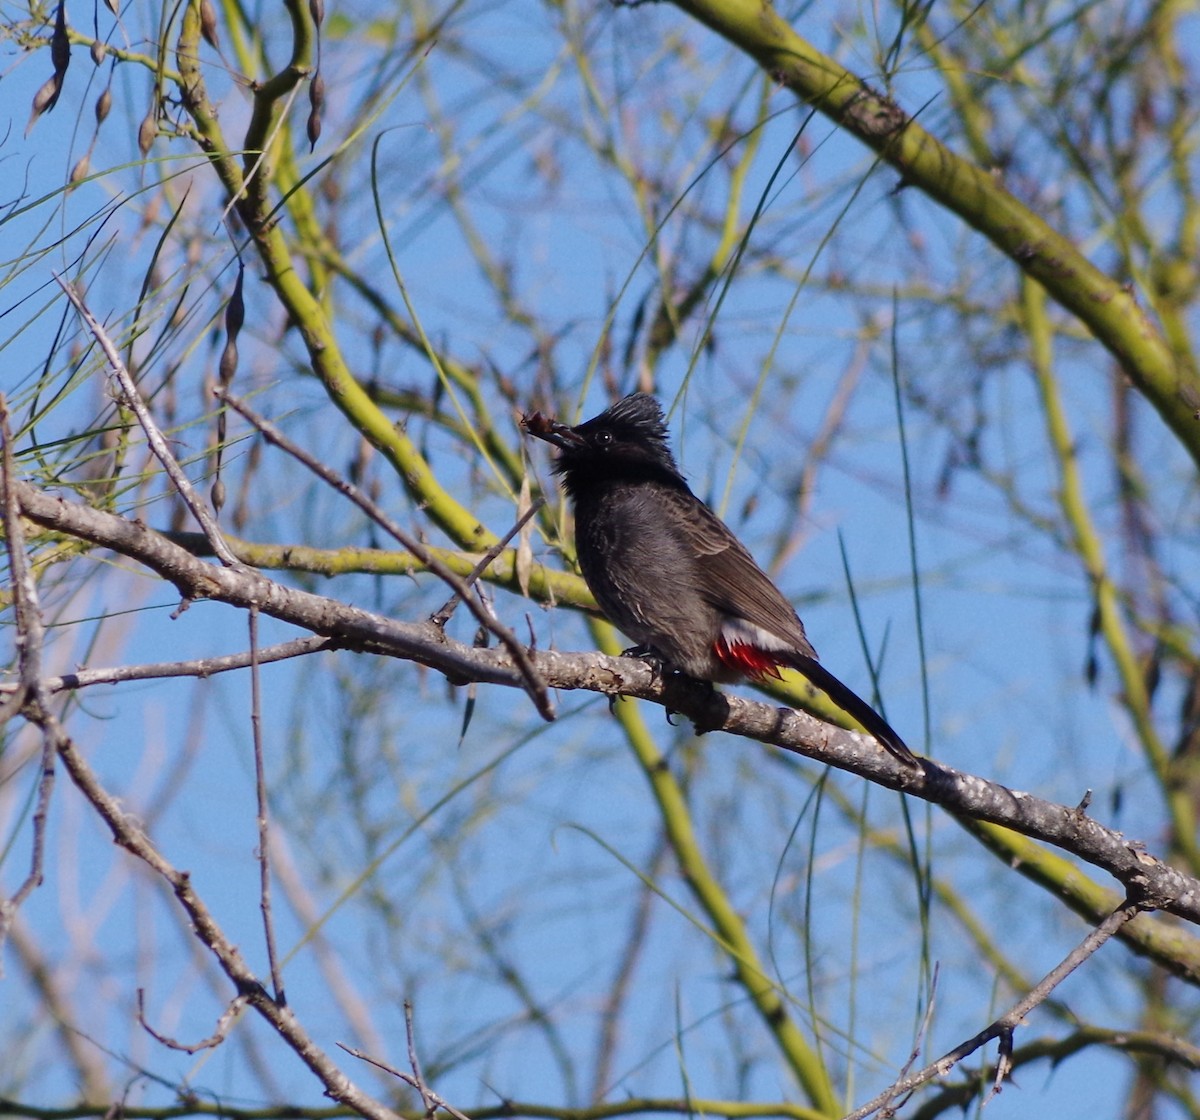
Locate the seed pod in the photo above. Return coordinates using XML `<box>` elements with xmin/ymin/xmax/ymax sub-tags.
<box><xmin>210</xmin><ymin>477</ymin><xmax>226</xmax><ymax>516</ymax></box>
<box><xmin>51</xmin><ymin>1</ymin><xmax>71</xmax><ymax>80</ymax></box>
<box><xmin>309</xmin><ymin>0</ymin><xmax>324</xmax><ymax>27</ymax></box>
<box><xmin>219</xmin><ymin>265</ymin><xmax>245</xmax><ymax>385</ymax></box>
<box><xmin>26</xmin><ymin>74</ymin><xmax>61</xmax><ymax>133</ymax></box>
<box><xmin>70</xmin><ymin>154</ymin><xmax>90</xmax><ymax>183</ymax></box>
<box><xmin>224</xmin><ymin>264</ymin><xmax>245</xmax><ymax>340</ymax></box>
<box><xmin>95</xmin><ymin>87</ymin><xmax>112</xmax><ymax>124</ymax></box>
<box><xmin>33</xmin><ymin>74</ymin><xmax>60</xmax><ymax>114</ymax></box>
<box><xmin>90</xmin><ymin>40</ymin><xmax>107</xmax><ymax>65</ymax></box>
<box><xmin>104</xmin><ymin>0</ymin><xmax>118</xmax><ymax>14</ymax></box>
<box><xmin>516</xmin><ymin>477</ymin><xmax>534</xmax><ymax>598</ymax></box>
<box><xmin>306</xmin><ymin>71</ymin><xmax>325</xmax><ymax>151</ymax></box>
<box><xmin>200</xmin><ymin>0</ymin><xmax>220</xmax><ymax>49</ymax></box>
<box><xmin>219</xmin><ymin>336</ymin><xmax>238</xmax><ymax>383</ymax></box>
<box><xmin>138</xmin><ymin>110</ymin><xmax>157</xmax><ymax>156</ymax></box>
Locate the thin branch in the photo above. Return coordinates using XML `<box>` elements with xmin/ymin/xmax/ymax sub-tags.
<box><xmin>338</xmin><ymin>1043</ymin><xmax>473</xmax><ymax>1120</ymax></box>
<box><xmin>874</xmin><ymin>963</ymin><xmax>940</xmax><ymax>1116</ymax></box>
<box><xmin>0</xmin><ymin>636</ymin><xmax>338</xmax><ymax>696</ymax></box>
<box><xmin>216</xmin><ymin>388</ymin><xmax>554</xmax><ymax>720</ymax></box>
<box><xmin>0</xmin><ymin>396</ymin><xmax>57</xmax><ymax>960</ymax></box>
<box><xmin>844</xmin><ymin>895</ymin><xmax>1151</xmax><ymax>1119</ymax></box>
<box><xmin>136</xmin><ymin>989</ymin><xmax>246</xmax><ymax>1054</ymax></box>
<box><xmin>431</xmin><ymin>495</ymin><xmax>545</xmax><ymax>626</ymax></box>
<box><xmin>53</xmin><ymin>276</ymin><xmax>242</xmax><ymax>568</ymax></box>
<box><xmin>404</xmin><ymin>1001</ymin><xmax>437</xmax><ymax>1120</ymax></box>
<box><xmin>909</xmin><ymin>1025</ymin><xmax>1200</xmax><ymax>1115</ymax></box>
<box><xmin>249</xmin><ymin>607</ymin><xmax>286</xmax><ymax>1004</ymax></box>
<box><xmin>0</xmin><ymin>1100</ymin><xmax>831</xmax><ymax>1120</ymax></box>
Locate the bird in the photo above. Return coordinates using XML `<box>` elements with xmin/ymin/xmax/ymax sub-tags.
<box><xmin>522</xmin><ymin>392</ymin><xmax>918</xmax><ymax>766</ymax></box>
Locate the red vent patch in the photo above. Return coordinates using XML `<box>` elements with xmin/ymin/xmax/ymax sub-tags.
<box><xmin>713</xmin><ymin>636</ymin><xmax>783</xmax><ymax>681</ymax></box>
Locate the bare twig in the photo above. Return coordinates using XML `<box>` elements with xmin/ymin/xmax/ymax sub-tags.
<box><xmin>249</xmin><ymin>606</ymin><xmax>286</xmax><ymax>1005</ymax></box>
<box><xmin>0</xmin><ymin>396</ymin><xmax>57</xmax><ymax>960</ymax></box>
<box><xmin>339</xmin><ymin>1042</ymin><xmax>474</xmax><ymax>1120</ymax></box>
<box><xmin>216</xmin><ymin>388</ymin><xmax>554</xmax><ymax>720</ymax></box>
<box><xmin>136</xmin><ymin>988</ymin><xmax>246</xmax><ymax>1054</ymax></box>
<box><xmin>0</xmin><ymin>636</ymin><xmax>338</xmax><ymax>697</ymax></box>
<box><xmin>53</xmin><ymin>275</ymin><xmax>242</xmax><ymax>569</ymax></box>
<box><xmin>431</xmin><ymin>495</ymin><xmax>545</xmax><ymax>625</ymax></box>
<box><xmin>404</xmin><ymin>1001</ymin><xmax>437</xmax><ymax>1119</ymax></box>
<box><xmin>874</xmin><ymin>963</ymin><xmax>939</xmax><ymax>1117</ymax></box>
<box><xmin>843</xmin><ymin>895</ymin><xmax>1152</xmax><ymax>1119</ymax></box>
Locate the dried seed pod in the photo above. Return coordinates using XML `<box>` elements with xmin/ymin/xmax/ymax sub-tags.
<box><xmin>33</xmin><ymin>74</ymin><xmax>61</xmax><ymax>114</ymax></box>
<box><xmin>516</xmin><ymin>477</ymin><xmax>534</xmax><ymax>598</ymax></box>
<box><xmin>210</xmin><ymin>477</ymin><xmax>226</xmax><ymax>516</ymax></box>
<box><xmin>218</xmin><ymin>336</ymin><xmax>238</xmax><ymax>383</ymax></box>
<box><xmin>137</xmin><ymin>110</ymin><xmax>157</xmax><ymax>156</ymax></box>
<box><xmin>224</xmin><ymin>264</ymin><xmax>245</xmax><ymax>341</ymax></box>
<box><xmin>309</xmin><ymin>0</ymin><xmax>324</xmax><ymax>27</ymax></box>
<box><xmin>51</xmin><ymin>1</ymin><xmax>71</xmax><ymax>80</ymax></box>
<box><xmin>70</xmin><ymin>154</ymin><xmax>90</xmax><ymax>183</ymax></box>
<box><xmin>306</xmin><ymin>72</ymin><xmax>325</xmax><ymax>150</ymax></box>
<box><xmin>199</xmin><ymin>0</ymin><xmax>220</xmax><ymax>49</ymax></box>
<box><xmin>90</xmin><ymin>39</ymin><xmax>107</xmax><ymax>65</ymax></box>
<box><xmin>104</xmin><ymin>0</ymin><xmax>118</xmax><ymax>14</ymax></box>
<box><xmin>27</xmin><ymin>74</ymin><xmax>62</xmax><ymax>133</ymax></box>
<box><xmin>219</xmin><ymin>265</ymin><xmax>245</xmax><ymax>385</ymax></box>
<box><xmin>95</xmin><ymin>87</ymin><xmax>112</xmax><ymax>124</ymax></box>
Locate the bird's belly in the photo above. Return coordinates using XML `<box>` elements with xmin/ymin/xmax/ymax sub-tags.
<box><xmin>575</xmin><ymin>495</ymin><xmax>724</xmax><ymax>678</ymax></box>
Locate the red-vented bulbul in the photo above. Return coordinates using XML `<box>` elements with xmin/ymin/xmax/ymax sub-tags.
<box><xmin>523</xmin><ymin>392</ymin><xmax>917</xmax><ymax>766</ymax></box>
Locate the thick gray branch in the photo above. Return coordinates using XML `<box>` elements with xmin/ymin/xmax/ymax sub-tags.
<box><xmin>14</xmin><ymin>480</ymin><xmax>1200</xmax><ymax>950</ymax></box>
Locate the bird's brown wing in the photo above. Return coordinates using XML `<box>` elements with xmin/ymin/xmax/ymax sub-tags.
<box><xmin>661</xmin><ymin>486</ymin><xmax>918</xmax><ymax>765</ymax></box>
<box><xmin>661</xmin><ymin>486</ymin><xmax>818</xmax><ymax>659</ymax></box>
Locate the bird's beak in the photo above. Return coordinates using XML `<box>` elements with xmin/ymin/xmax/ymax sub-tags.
<box><xmin>521</xmin><ymin>411</ymin><xmax>585</xmax><ymax>450</ymax></box>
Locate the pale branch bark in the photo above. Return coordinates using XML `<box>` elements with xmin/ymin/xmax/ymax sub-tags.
<box><xmin>0</xmin><ymin>1099</ymin><xmax>830</xmax><ymax>1120</ymax></box>
<box><xmin>0</xmin><ymin>636</ymin><xmax>338</xmax><ymax>695</ymax></box>
<box><xmin>12</xmin><ymin>479</ymin><xmax>1200</xmax><ymax>946</ymax></box>
<box><xmin>0</xmin><ymin>400</ymin><xmax>57</xmax><ymax>957</ymax></box>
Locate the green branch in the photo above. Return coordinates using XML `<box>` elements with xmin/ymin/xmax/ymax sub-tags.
<box><xmin>667</xmin><ymin>0</ymin><xmax>1200</xmax><ymax>466</ymax></box>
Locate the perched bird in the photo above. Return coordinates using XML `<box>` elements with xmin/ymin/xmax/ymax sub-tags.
<box><xmin>523</xmin><ymin>392</ymin><xmax>917</xmax><ymax>766</ymax></box>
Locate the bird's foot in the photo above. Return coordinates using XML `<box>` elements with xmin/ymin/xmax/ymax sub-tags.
<box><xmin>660</xmin><ymin>672</ymin><xmax>724</xmax><ymax>733</ymax></box>
<box><xmin>621</xmin><ymin>644</ymin><xmax>670</xmax><ymax>681</ymax></box>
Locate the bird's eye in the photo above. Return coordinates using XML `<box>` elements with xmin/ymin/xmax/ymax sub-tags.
<box><xmin>596</xmin><ymin>430</ymin><xmax>613</xmax><ymax>447</ymax></box>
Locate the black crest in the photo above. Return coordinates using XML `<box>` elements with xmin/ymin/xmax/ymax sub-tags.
<box><xmin>556</xmin><ymin>393</ymin><xmax>681</xmax><ymax>481</ymax></box>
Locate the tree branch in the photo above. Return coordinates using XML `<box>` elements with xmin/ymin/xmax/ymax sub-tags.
<box><xmin>12</xmin><ymin>479</ymin><xmax>1200</xmax><ymax>953</ymax></box>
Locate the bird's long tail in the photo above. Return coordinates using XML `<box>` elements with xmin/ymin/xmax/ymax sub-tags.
<box><xmin>783</xmin><ymin>653</ymin><xmax>919</xmax><ymax>767</ymax></box>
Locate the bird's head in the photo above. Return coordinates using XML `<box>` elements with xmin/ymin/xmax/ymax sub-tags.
<box><xmin>522</xmin><ymin>393</ymin><xmax>683</xmax><ymax>490</ymax></box>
